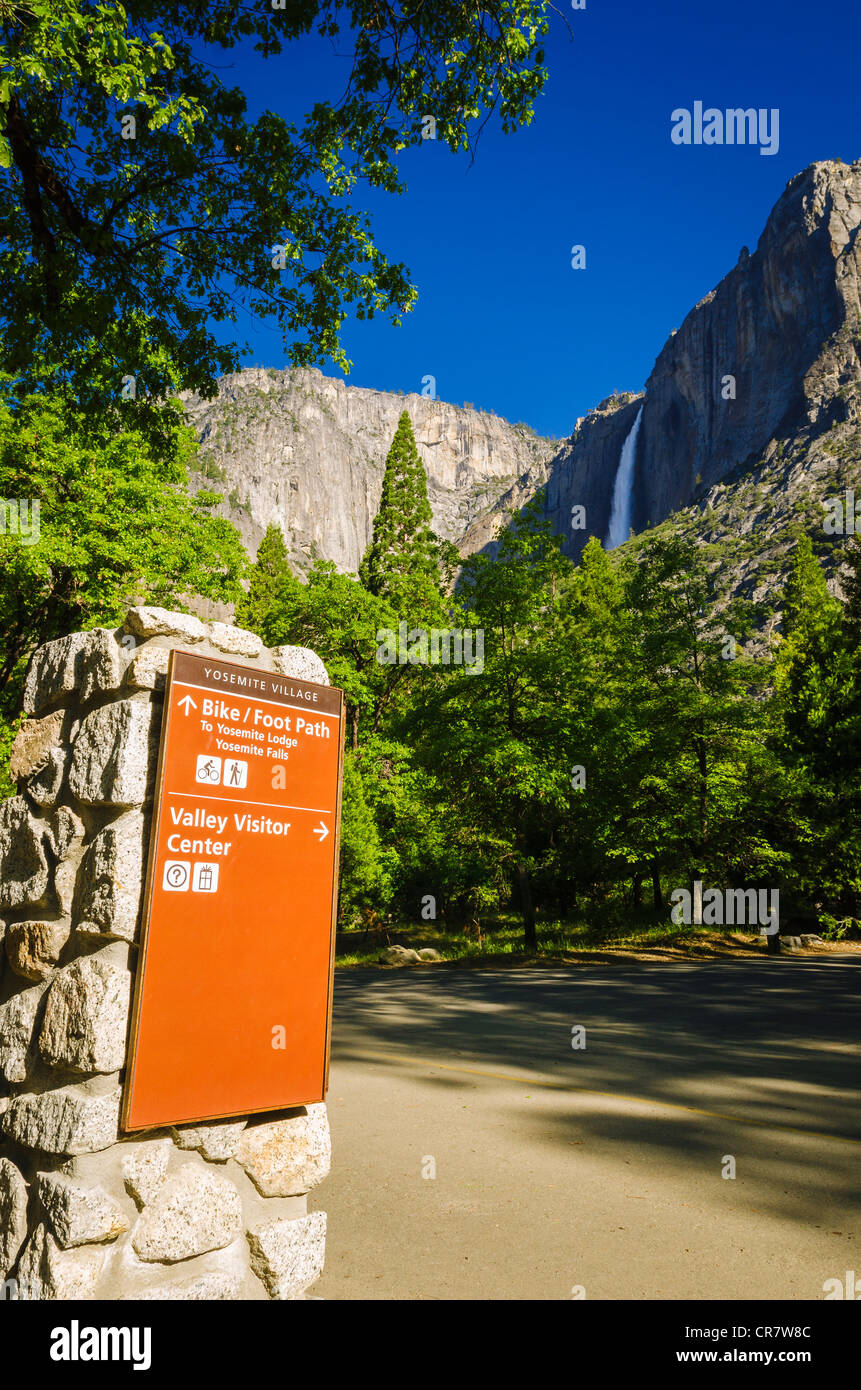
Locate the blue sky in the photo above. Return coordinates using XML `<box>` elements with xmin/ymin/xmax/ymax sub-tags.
<box><xmin>222</xmin><ymin>0</ymin><xmax>861</xmax><ymax>439</ymax></box>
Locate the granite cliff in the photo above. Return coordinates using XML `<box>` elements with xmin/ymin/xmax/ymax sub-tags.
<box><xmin>182</xmin><ymin>159</ymin><xmax>861</xmax><ymax>595</ymax></box>
<box><xmin>533</xmin><ymin>157</ymin><xmax>861</xmax><ymax>561</ymax></box>
<box><xmin>182</xmin><ymin>370</ymin><xmax>557</xmax><ymax>574</ymax></box>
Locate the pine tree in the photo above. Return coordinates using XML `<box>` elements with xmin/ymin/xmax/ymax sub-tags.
<box><xmin>359</xmin><ymin>412</ymin><xmax>445</xmax><ymax>620</ymax></box>
<box><xmin>235</xmin><ymin>523</ymin><xmax>299</xmax><ymax>640</ymax></box>
<box><xmin>839</xmin><ymin>535</ymin><xmax>861</xmax><ymax>644</ymax></box>
<box><xmin>831</xmin><ymin>533</ymin><xmax>861</xmax><ymax>780</ymax></box>
<box><xmin>774</xmin><ymin>534</ymin><xmax>844</xmax><ymax>769</ymax></box>
<box><xmin>783</xmin><ymin>534</ymin><xmax>836</xmax><ymax>633</ymax></box>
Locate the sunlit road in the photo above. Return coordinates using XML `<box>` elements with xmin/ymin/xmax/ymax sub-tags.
<box><xmin>310</xmin><ymin>958</ymin><xmax>861</xmax><ymax>1300</ymax></box>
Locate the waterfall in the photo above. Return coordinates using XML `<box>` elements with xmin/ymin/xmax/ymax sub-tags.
<box><xmin>605</xmin><ymin>404</ymin><xmax>644</xmax><ymax>550</ymax></box>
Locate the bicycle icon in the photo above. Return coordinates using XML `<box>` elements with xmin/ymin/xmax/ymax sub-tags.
<box><xmin>195</xmin><ymin>755</ymin><xmax>222</xmax><ymax>785</ymax></box>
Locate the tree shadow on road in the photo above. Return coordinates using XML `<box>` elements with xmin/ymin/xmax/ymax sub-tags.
<box><xmin>330</xmin><ymin>958</ymin><xmax>861</xmax><ymax>1233</ymax></box>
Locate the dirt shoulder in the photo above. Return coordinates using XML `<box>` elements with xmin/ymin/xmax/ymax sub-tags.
<box><xmin>336</xmin><ymin>931</ymin><xmax>861</xmax><ymax>970</ymax></box>
<box><xmin>544</xmin><ymin>934</ymin><xmax>861</xmax><ymax>966</ymax></box>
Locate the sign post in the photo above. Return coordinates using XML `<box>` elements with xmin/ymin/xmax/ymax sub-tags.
<box><xmin>122</xmin><ymin>649</ymin><xmax>345</xmax><ymax>1131</ymax></box>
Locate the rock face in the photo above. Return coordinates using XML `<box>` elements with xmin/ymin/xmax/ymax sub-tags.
<box><xmin>73</xmin><ymin>811</ymin><xmax>148</xmax><ymax>942</ymax></box>
<box><xmin>247</xmin><ymin>1210</ymin><xmax>326</xmax><ymax>1300</ymax></box>
<box><xmin>131</xmin><ymin>1165</ymin><xmax>243</xmax><ymax>1263</ymax></box>
<box><xmin>0</xmin><ymin>797</ymin><xmax>50</xmax><ymax>911</ymax></box>
<box><xmin>4</xmin><ymin>920</ymin><xmax>70</xmax><ymax>981</ymax></box>
<box><xmin>39</xmin><ymin>954</ymin><xmax>132</xmax><ymax>1074</ymax></box>
<box><xmin>36</xmin><ymin>1173</ymin><xmax>129</xmax><ymax>1248</ymax></box>
<box><xmin>16</xmin><ymin>1223</ymin><xmax>106</xmax><ymax>1299</ymax></box>
<box><xmin>526</xmin><ymin>159</ymin><xmax>861</xmax><ymax>562</ymax></box>
<box><xmin>179</xmin><ymin>164</ymin><xmax>861</xmax><ymax>588</ymax></box>
<box><xmin>237</xmin><ymin>1107</ymin><xmax>330</xmax><ymax>1198</ymax></box>
<box><xmin>122</xmin><ymin>1140</ymin><xmax>170</xmax><ymax>1209</ymax></box>
<box><xmin>626</xmin><ymin>161</ymin><xmax>861</xmax><ymax>536</ymax></box>
<box><xmin>0</xmin><ymin>1158</ymin><xmax>28</xmax><ymax>1278</ymax></box>
<box><xmin>0</xmin><ymin>980</ymin><xmax>47</xmax><ymax>1083</ymax></box>
<box><xmin>182</xmin><ymin>367</ymin><xmax>557</xmax><ymax>574</ymax></box>
<box><xmin>171</xmin><ymin>1121</ymin><xmax>246</xmax><ymax>1164</ymax></box>
<box><xmin>0</xmin><ymin>612</ymin><xmax>331</xmax><ymax>1300</ymax></box>
<box><xmin>68</xmin><ymin>698</ymin><xmax>156</xmax><ymax>807</ymax></box>
<box><xmin>537</xmin><ymin>393</ymin><xmax>643</xmax><ymax>557</ymax></box>
<box><xmin>459</xmin><ymin>159</ymin><xmax>861</xmax><ymax>576</ymax></box>
<box><xmin>3</xmin><ymin>1083</ymin><xmax>122</xmax><ymax>1156</ymax></box>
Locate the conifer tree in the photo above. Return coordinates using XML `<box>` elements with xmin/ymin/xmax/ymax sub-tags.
<box><xmin>774</xmin><ymin>534</ymin><xmax>844</xmax><ymax>770</ymax></box>
<box><xmin>839</xmin><ymin>535</ymin><xmax>861</xmax><ymax>645</ymax></box>
<box><xmin>360</xmin><ymin>412</ymin><xmax>445</xmax><ymax>620</ymax></box>
<box><xmin>235</xmin><ymin>523</ymin><xmax>299</xmax><ymax>640</ymax></box>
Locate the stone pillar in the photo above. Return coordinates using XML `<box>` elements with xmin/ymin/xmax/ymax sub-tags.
<box><xmin>0</xmin><ymin>609</ymin><xmax>332</xmax><ymax>1300</ymax></box>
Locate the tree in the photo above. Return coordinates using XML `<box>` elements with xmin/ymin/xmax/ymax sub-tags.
<box><xmin>771</xmin><ymin>534</ymin><xmax>860</xmax><ymax>922</ymax></box>
<box><xmin>338</xmin><ymin>752</ymin><xmax>392</xmax><ymax>925</ymax></box>
<box><xmin>774</xmin><ymin>534</ymin><xmax>844</xmax><ymax>772</ymax></box>
<box><xmin>0</xmin><ymin>387</ymin><xmax>246</xmax><ymax>696</ymax></box>
<box><xmin>410</xmin><ymin>495</ymin><xmax>571</xmax><ymax>948</ymax></box>
<box><xmin>359</xmin><ymin>410</ymin><xmax>446</xmax><ymax>621</ymax></box>
<box><xmin>621</xmin><ymin>535</ymin><xmax>775</xmax><ymax>901</ymax></box>
<box><xmin>838</xmin><ymin>534</ymin><xmax>861</xmax><ymax>645</ymax></box>
<box><xmin>0</xmin><ymin>1</ymin><xmax>550</xmax><ymax>413</ymax></box>
<box><xmin>235</xmin><ymin>522</ymin><xmax>299</xmax><ymax>637</ymax></box>
<box><xmin>257</xmin><ymin>559</ymin><xmax>401</xmax><ymax>749</ymax></box>
<box><xmin>551</xmin><ymin>536</ymin><xmax>650</xmax><ymax>910</ymax></box>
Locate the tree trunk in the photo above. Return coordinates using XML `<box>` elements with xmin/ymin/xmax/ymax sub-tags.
<box><xmin>516</xmin><ymin>861</ymin><xmax>537</xmax><ymax>951</ymax></box>
<box><xmin>651</xmin><ymin>863</ymin><xmax>662</xmax><ymax>910</ymax></box>
<box><xmin>695</xmin><ymin>722</ymin><xmax>708</xmax><ymax>866</ymax></box>
<box><xmin>632</xmin><ymin>875</ymin><xmax>642</xmax><ymax>909</ymax></box>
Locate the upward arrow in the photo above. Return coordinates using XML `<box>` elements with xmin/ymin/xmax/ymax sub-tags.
<box><xmin>178</xmin><ymin>694</ymin><xmax>197</xmax><ymax>716</ymax></box>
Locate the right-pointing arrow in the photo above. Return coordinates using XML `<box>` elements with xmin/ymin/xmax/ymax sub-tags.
<box><xmin>313</xmin><ymin>821</ymin><xmax>329</xmax><ymax>843</ymax></box>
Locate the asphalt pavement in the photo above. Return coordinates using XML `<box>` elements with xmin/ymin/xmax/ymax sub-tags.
<box><xmin>310</xmin><ymin>957</ymin><xmax>861</xmax><ymax>1300</ymax></box>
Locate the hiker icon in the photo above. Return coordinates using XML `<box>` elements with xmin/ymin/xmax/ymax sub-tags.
<box><xmin>195</xmin><ymin>754</ymin><xmax>222</xmax><ymax>785</ymax></box>
<box><xmin>225</xmin><ymin>759</ymin><xmax>248</xmax><ymax>789</ymax></box>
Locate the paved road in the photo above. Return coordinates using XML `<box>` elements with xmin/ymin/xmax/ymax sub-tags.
<box><xmin>310</xmin><ymin>957</ymin><xmax>861</xmax><ymax>1300</ymax></box>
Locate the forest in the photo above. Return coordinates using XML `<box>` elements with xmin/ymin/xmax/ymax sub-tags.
<box><xmin>234</xmin><ymin>410</ymin><xmax>861</xmax><ymax>948</ymax></box>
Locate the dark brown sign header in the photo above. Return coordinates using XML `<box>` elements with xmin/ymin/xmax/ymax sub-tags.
<box><xmin>172</xmin><ymin>649</ymin><xmax>342</xmax><ymax>716</ymax></box>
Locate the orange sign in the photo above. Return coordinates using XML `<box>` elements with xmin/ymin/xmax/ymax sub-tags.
<box><xmin>122</xmin><ymin>649</ymin><xmax>345</xmax><ymax>1131</ymax></box>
